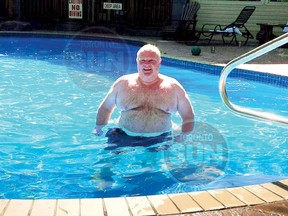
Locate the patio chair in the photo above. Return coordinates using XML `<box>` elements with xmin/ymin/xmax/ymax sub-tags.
<box><xmin>199</xmin><ymin>6</ymin><xmax>256</xmax><ymax>46</ymax></box>
<box><xmin>162</xmin><ymin>1</ymin><xmax>200</xmax><ymax>43</ymax></box>
<box><xmin>280</xmin><ymin>22</ymin><xmax>288</xmax><ymax>48</ymax></box>
<box><xmin>283</xmin><ymin>22</ymin><xmax>288</xmax><ymax>33</ymax></box>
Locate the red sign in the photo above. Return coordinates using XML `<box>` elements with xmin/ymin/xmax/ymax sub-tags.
<box><xmin>69</xmin><ymin>0</ymin><xmax>83</xmax><ymax>19</ymax></box>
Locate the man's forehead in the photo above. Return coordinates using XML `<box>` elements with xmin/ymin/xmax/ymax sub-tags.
<box><xmin>139</xmin><ymin>49</ymin><xmax>156</xmax><ymax>54</ymax></box>
<box><xmin>138</xmin><ymin>51</ymin><xmax>159</xmax><ymax>58</ymax></box>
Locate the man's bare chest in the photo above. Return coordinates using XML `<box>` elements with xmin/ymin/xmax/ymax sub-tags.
<box><xmin>116</xmin><ymin>84</ymin><xmax>177</xmax><ymax>113</ymax></box>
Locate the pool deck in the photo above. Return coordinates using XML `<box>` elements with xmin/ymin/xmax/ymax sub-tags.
<box><xmin>0</xmin><ymin>180</ymin><xmax>287</xmax><ymax>215</ymax></box>
<box><xmin>1</xmin><ymin>32</ymin><xmax>288</xmax><ymax>215</ymax></box>
<box><xmin>147</xmin><ymin>37</ymin><xmax>288</xmax><ymax>77</ymax></box>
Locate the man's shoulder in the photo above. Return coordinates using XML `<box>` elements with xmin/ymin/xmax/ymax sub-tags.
<box><xmin>119</xmin><ymin>73</ymin><xmax>138</xmax><ymax>80</ymax></box>
<box><xmin>159</xmin><ymin>74</ymin><xmax>180</xmax><ymax>85</ymax></box>
<box><xmin>113</xmin><ymin>73</ymin><xmax>137</xmax><ymax>87</ymax></box>
<box><xmin>159</xmin><ymin>74</ymin><xmax>185</xmax><ymax>93</ymax></box>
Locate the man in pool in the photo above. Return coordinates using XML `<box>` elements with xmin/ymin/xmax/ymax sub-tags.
<box><xmin>93</xmin><ymin>44</ymin><xmax>194</xmax><ymax>144</ymax></box>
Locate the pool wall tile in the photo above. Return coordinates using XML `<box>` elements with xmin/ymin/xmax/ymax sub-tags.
<box><xmin>162</xmin><ymin>57</ymin><xmax>288</xmax><ymax>88</ymax></box>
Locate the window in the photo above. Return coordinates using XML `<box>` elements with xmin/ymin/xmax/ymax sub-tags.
<box><xmin>269</xmin><ymin>0</ymin><xmax>288</xmax><ymax>2</ymax></box>
<box><xmin>210</xmin><ymin>0</ymin><xmax>261</xmax><ymax>1</ymax></box>
<box><xmin>218</xmin><ymin>0</ymin><xmax>260</xmax><ymax>1</ymax></box>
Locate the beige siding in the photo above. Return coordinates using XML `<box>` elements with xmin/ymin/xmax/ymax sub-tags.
<box><xmin>192</xmin><ymin>0</ymin><xmax>288</xmax><ymax>40</ymax></box>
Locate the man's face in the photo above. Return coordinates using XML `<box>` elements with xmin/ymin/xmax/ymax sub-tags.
<box><xmin>137</xmin><ymin>50</ymin><xmax>161</xmax><ymax>84</ymax></box>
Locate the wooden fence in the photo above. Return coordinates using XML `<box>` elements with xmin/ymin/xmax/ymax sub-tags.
<box><xmin>19</xmin><ymin>0</ymin><xmax>172</xmax><ymax>28</ymax></box>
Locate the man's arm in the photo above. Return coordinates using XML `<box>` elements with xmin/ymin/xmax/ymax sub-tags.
<box><xmin>94</xmin><ymin>83</ymin><xmax>118</xmax><ymax>136</ymax></box>
<box><xmin>176</xmin><ymin>84</ymin><xmax>194</xmax><ymax>133</ymax></box>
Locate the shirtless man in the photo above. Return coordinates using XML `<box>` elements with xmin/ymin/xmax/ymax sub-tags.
<box><xmin>94</xmin><ymin>44</ymin><xmax>194</xmax><ymax>139</ymax></box>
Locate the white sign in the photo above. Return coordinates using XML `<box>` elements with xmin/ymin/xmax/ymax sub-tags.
<box><xmin>69</xmin><ymin>0</ymin><xmax>83</xmax><ymax>19</ymax></box>
<box><xmin>103</xmin><ymin>2</ymin><xmax>122</xmax><ymax>10</ymax></box>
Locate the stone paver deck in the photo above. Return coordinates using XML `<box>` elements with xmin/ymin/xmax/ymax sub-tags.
<box><xmin>0</xmin><ymin>179</ymin><xmax>287</xmax><ymax>215</ymax></box>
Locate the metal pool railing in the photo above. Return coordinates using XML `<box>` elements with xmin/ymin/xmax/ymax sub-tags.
<box><xmin>219</xmin><ymin>33</ymin><xmax>288</xmax><ymax>124</ymax></box>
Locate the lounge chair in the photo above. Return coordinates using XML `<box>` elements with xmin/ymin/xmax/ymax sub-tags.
<box><xmin>199</xmin><ymin>6</ymin><xmax>256</xmax><ymax>46</ymax></box>
<box><xmin>162</xmin><ymin>1</ymin><xmax>200</xmax><ymax>43</ymax></box>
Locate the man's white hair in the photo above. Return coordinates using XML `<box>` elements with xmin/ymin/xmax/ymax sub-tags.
<box><xmin>137</xmin><ymin>44</ymin><xmax>161</xmax><ymax>60</ymax></box>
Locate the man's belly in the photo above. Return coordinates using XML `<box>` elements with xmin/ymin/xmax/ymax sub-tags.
<box><xmin>118</xmin><ymin>108</ymin><xmax>172</xmax><ymax>133</ymax></box>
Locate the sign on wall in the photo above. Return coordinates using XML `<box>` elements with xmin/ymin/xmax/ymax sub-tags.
<box><xmin>103</xmin><ymin>2</ymin><xmax>122</xmax><ymax>10</ymax></box>
<box><xmin>69</xmin><ymin>0</ymin><xmax>83</xmax><ymax>19</ymax></box>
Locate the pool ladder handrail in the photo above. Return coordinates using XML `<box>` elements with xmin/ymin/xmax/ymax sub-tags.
<box><xmin>219</xmin><ymin>33</ymin><xmax>288</xmax><ymax>124</ymax></box>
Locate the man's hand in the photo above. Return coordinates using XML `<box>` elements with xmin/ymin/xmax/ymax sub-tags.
<box><xmin>93</xmin><ymin>125</ymin><xmax>104</xmax><ymax>136</ymax></box>
<box><xmin>174</xmin><ymin>132</ymin><xmax>188</xmax><ymax>143</ymax></box>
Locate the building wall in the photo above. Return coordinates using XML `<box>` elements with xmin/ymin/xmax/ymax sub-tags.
<box><xmin>192</xmin><ymin>0</ymin><xmax>288</xmax><ymax>39</ymax></box>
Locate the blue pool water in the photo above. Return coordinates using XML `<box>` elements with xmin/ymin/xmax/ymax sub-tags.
<box><xmin>0</xmin><ymin>34</ymin><xmax>287</xmax><ymax>199</ymax></box>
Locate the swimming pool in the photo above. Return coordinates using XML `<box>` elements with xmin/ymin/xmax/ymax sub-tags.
<box><xmin>0</xmin><ymin>33</ymin><xmax>287</xmax><ymax>199</ymax></box>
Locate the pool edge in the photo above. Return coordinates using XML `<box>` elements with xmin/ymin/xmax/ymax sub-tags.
<box><xmin>0</xmin><ymin>179</ymin><xmax>287</xmax><ymax>215</ymax></box>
